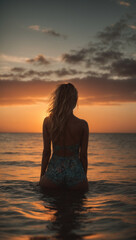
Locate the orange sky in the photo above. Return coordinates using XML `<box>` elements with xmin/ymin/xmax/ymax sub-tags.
<box><xmin>0</xmin><ymin>97</ymin><xmax>136</xmax><ymax>133</ymax></box>
<box><xmin>0</xmin><ymin>78</ymin><xmax>136</xmax><ymax>133</ymax></box>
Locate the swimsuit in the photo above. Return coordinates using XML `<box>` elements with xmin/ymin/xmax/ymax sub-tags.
<box><xmin>45</xmin><ymin>143</ymin><xmax>86</xmax><ymax>187</ymax></box>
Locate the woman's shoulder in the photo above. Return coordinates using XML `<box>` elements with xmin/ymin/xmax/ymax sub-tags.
<box><xmin>43</xmin><ymin>116</ymin><xmax>51</xmax><ymax>127</ymax></box>
<box><xmin>72</xmin><ymin>116</ymin><xmax>89</xmax><ymax>133</ymax></box>
<box><xmin>74</xmin><ymin>115</ymin><xmax>88</xmax><ymax>126</ymax></box>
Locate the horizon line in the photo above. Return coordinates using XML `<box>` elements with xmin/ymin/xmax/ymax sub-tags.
<box><xmin>0</xmin><ymin>131</ymin><xmax>135</xmax><ymax>134</ymax></box>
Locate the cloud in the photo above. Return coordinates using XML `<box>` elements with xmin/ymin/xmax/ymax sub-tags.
<box><xmin>61</xmin><ymin>18</ymin><xmax>129</xmax><ymax>66</ymax></box>
<box><xmin>0</xmin><ymin>68</ymin><xmax>85</xmax><ymax>80</ymax></box>
<box><xmin>128</xmin><ymin>33</ymin><xmax>136</xmax><ymax>43</ymax></box>
<box><xmin>11</xmin><ymin>67</ymin><xmax>26</xmax><ymax>73</ymax></box>
<box><xmin>61</xmin><ymin>47</ymin><xmax>96</xmax><ymax>65</ymax></box>
<box><xmin>0</xmin><ymin>54</ymin><xmax>27</xmax><ymax>63</ymax></box>
<box><xmin>118</xmin><ymin>1</ymin><xmax>130</xmax><ymax>7</ymax></box>
<box><xmin>97</xmin><ymin>18</ymin><xmax>127</xmax><ymax>44</ymax></box>
<box><xmin>129</xmin><ymin>25</ymin><xmax>136</xmax><ymax>30</ymax></box>
<box><xmin>93</xmin><ymin>50</ymin><xmax>123</xmax><ymax>64</ymax></box>
<box><xmin>0</xmin><ymin>73</ymin><xmax>14</xmax><ymax>78</ymax></box>
<box><xmin>96</xmin><ymin>15</ymin><xmax>136</xmax><ymax>49</ymax></box>
<box><xmin>28</xmin><ymin>25</ymin><xmax>66</xmax><ymax>38</ymax></box>
<box><xmin>110</xmin><ymin>58</ymin><xmax>136</xmax><ymax>77</ymax></box>
<box><xmin>0</xmin><ymin>77</ymin><xmax>136</xmax><ymax>106</ymax></box>
<box><xmin>26</xmin><ymin>54</ymin><xmax>50</xmax><ymax>65</ymax></box>
<box><xmin>41</xmin><ymin>28</ymin><xmax>66</xmax><ymax>38</ymax></box>
<box><xmin>28</xmin><ymin>25</ymin><xmax>40</xmax><ymax>31</ymax></box>
<box><xmin>61</xmin><ymin>39</ymin><xmax>124</xmax><ymax>69</ymax></box>
<box><xmin>54</xmin><ymin>68</ymin><xmax>82</xmax><ymax>77</ymax></box>
<box><xmin>62</xmin><ymin>52</ymin><xmax>86</xmax><ymax>64</ymax></box>
<box><xmin>61</xmin><ymin>14</ymin><xmax>136</xmax><ymax>78</ymax></box>
<box><xmin>0</xmin><ymin>79</ymin><xmax>56</xmax><ymax>106</ymax></box>
<box><xmin>1</xmin><ymin>16</ymin><xmax>136</xmax><ymax>108</ymax></box>
<box><xmin>62</xmin><ymin>48</ymin><xmax>91</xmax><ymax>64</ymax></box>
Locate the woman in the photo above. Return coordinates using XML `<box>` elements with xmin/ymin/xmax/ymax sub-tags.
<box><xmin>40</xmin><ymin>83</ymin><xmax>89</xmax><ymax>191</ymax></box>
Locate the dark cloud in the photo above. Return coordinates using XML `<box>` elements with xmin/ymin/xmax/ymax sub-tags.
<box><xmin>22</xmin><ymin>70</ymin><xmax>53</xmax><ymax>78</ymax></box>
<box><xmin>93</xmin><ymin>50</ymin><xmax>123</xmax><ymax>64</ymax></box>
<box><xmin>96</xmin><ymin>15</ymin><xmax>136</xmax><ymax>49</ymax></box>
<box><xmin>1</xmin><ymin>16</ymin><xmax>136</xmax><ymax>108</ymax></box>
<box><xmin>0</xmin><ymin>79</ymin><xmax>56</xmax><ymax>106</ymax></box>
<box><xmin>0</xmin><ymin>68</ymin><xmax>84</xmax><ymax>80</ymax></box>
<box><xmin>26</xmin><ymin>54</ymin><xmax>50</xmax><ymax>65</ymax></box>
<box><xmin>54</xmin><ymin>68</ymin><xmax>82</xmax><ymax>77</ymax></box>
<box><xmin>42</xmin><ymin>28</ymin><xmax>66</xmax><ymax>39</ymax></box>
<box><xmin>61</xmin><ymin>15</ymin><xmax>136</xmax><ymax>71</ymax></box>
<box><xmin>62</xmin><ymin>52</ymin><xmax>86</xmax><ymax>64</ymax></box>
<box><xmin>128</xmin><ymin>33</ymin><xmax>136</xmax><ymax>43</ymax></box>
<box><xmin>61</xmin><ymin>44</ymin><xmax>124</xmax><ymax>68</ymax></box>
<box><xmin>110</xmin><ymin>58</ymin><xmax>136</xmax><ymax>77</ymax></box>
<box><xmin>0</xmin><ymin>76</ymin><xmax>136</xmax><ymax>106</ymax></box>
<box><xmin>43</xmin><ymin>29</ymin><xmax>61</xmax><ymax>37</ymax></box>
<box><xmin>0</xmin><ymin>73</ymin><xmax>14</xmax><ymax>78</ymax></box>
<box><xmin>61</xmin><ymin>47</ymin><xmax>95</xmax><ymax>65</ymax></box>
<box><xmin>75</xmin><ymin>76</ymin><xmax>136</xmax><ymax>105</ymax></box>
<box><xmin>2</xmin><ymin>56</ymin><xmax>136</xmax><ymax>82</ymax></box>
<box><xmin>28</xmin><ymin>25</ymin><xmax>67</xmax><ymax>39</ymax></box>
<box><xmin>97</xmin><ymin>18</ymin><xmax>127</xmax><ymax>44</ymax></box>
<box><xmin>11</xmin><ymin>67</ymin><xmax>25</xmax><ymax>72</ymax></box>
<box><xmin>22</xmin><ymin>68</ymin><xmax>82</xmax><ymax>78</ymax></box>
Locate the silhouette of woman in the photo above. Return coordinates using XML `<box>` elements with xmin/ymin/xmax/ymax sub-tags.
<box><xmin>40</xmin><ymin>83</ymin><xmax>89</xmax><ymax>190</ymax></box>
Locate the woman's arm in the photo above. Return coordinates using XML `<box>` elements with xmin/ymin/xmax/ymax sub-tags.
<box><xmin>80</xmin><ymin>120</ymin><xmax>89</xmax><ymax>176</ymax></box>
<box><xmin>40</xmin><ymin>117</ymin><xmax>51</xmax><ymax>178</ymax></box>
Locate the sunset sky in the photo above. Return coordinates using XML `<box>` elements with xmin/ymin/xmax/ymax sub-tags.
<box><xmin>0</xmin><ymin>0</ymin><xmax>136</xmax><ymax>133</ymax></box>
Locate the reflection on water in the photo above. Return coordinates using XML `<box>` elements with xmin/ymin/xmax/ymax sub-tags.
<box><xmin>0</xmin><ymin>180</ymin><xmax>136</xmax><ymax>240</ymax></box>
<box><xmin>0</xmin><ymin>133</ymin><xmax>136</xmax><ymax>240</ymax></box>
<box><xmin>30</xmin><ymin>189</ymin><xmax>88</xmax><ymax>240</ymax></box>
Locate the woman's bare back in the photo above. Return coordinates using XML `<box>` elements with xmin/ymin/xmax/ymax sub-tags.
<box><xmin>45</xmin><ymin>114</ymin><xmax>88</xmax><ymax>157</ymax></box>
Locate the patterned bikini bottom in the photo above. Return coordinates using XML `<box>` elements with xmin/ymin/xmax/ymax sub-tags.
<box><xmin>45</xmin><ymin>154</ymin><xmax>86</xmax><ymax>187</ymax></box>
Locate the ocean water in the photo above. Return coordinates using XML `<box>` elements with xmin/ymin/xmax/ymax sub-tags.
<box><xmin>0</xmin><ymin>133</ymin><xmax>136</xmax><ymax>240</ymax></box>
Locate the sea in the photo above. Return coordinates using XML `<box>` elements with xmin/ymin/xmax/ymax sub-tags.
<box><xmin>0</xmin><ymin>133</ymin><xmax>136</xmax><ymax>240</ymax></box>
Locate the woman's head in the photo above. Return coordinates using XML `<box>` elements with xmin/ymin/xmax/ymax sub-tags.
<box><xmin>48</xmin><ymin>83</ymin><xmax>78</xmax><ymax>140</ymax></box>
<box><xmin>54</xmin><ymin>82</ymin><xmax>78</xmax><ymax>111</ymax></box>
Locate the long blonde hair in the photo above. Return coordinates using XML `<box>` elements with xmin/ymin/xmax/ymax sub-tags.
<box><xmin>48</xmin><ymin>83</ymin><xmax>78</xmax><ymax>141</ymax></box>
